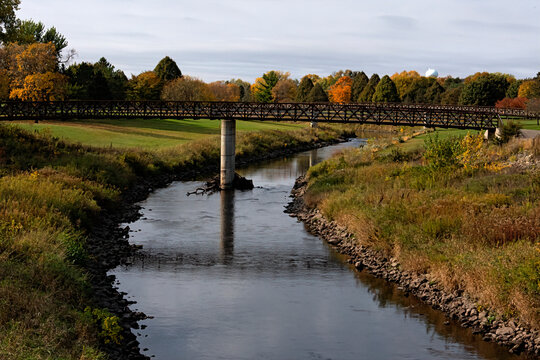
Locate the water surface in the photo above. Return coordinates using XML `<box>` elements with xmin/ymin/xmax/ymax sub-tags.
<box><xmin>112</xmin><ymin>139</ymin><xmax>524</xmax><ymax>360</ymax></box>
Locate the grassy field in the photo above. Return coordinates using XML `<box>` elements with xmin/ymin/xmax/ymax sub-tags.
<box><xmin>305</xmin><ymin>132</ymin><xmax>540</xmax><ymax>328</ymax></box>
<box><xmin>10</xmin><ymin>118</ymin><xmax>305</xmax><ymax>149</ymax></box>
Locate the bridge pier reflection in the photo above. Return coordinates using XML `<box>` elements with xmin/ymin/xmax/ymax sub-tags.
<box><xmin>220</xmin><ymin>189</ymin><xmax>235</xmax><ymax>264</ymax></box>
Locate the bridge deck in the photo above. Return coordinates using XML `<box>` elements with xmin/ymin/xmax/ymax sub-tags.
<box><xmin>1</xmin><ymin>101</ymin><xmax>537</xmax><ymax>130</ymax></box>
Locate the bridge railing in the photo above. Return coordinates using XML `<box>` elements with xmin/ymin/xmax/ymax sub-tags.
<box><xmin>0</xmin><ymin>100</ymin><xmax>537</xmax><ymax>129</ymax></box>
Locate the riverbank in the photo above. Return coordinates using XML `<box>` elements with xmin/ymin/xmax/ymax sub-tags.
<box><xmin>287</xmin><ymin>134</ymin><xmax>539</xmax><ymax>356</ymax></box>
<box><xmin>0</xmin><ymin>122</ymin><xmax>354</xmax><ymax>359</ymax></box>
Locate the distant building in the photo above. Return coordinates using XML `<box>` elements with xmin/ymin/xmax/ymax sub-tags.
<box><xmin>425</xmin><ymin>68</ymin><xmax>438</xmax><ymax>77</ymax></box>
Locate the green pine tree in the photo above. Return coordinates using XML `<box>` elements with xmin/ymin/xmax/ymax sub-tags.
<box><xmin>307</xmin><ymin>83</ymin><xmax>329</xmax><ymax>102</ymax></box>
<box><xmin>351</xmin><ymin>72</ymin><xmax>369</xmax><ymax>103</ymax></box>
<box><xmin>154</xmin><ymin>56</ymin><xmax>182</xmax><ymax>81</ymax></box>
<box><xmin>357</xmin><ymin>74</ymin><xmax>379</xmax><ymax>102</ymax></box>
<box><xmin>296</xmin><ymin>76</ymin><xmax>314</xmax><ymax>102</ymax></box>
<box><xmin>372</xmin><ymin>75</ymin><xmax>400</xmax><ymax>103</ymax></box>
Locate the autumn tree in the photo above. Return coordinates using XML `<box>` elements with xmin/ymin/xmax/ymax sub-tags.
<box><xmin>328</xmin><ymin>76</ymin><xmax>352</xmax><ymax>103</ymax></box>
<box><xmin>0</xmin><ymin>0</ymin><xmax>20</xmax><ymax>42</ymax></box>
<box><xmin>351</xmin><ymin>72</ymin><xmax>368</xmax><ymax>103</ymax></box>
<box><xmin>357</xmin><ymin>74</ymin><xmax>379</xmax><ymax>102</ymax></box>
<box><xmin>495</xmin><ymin>97</ymin><xmax>528</xmax><ymax>109</ymax></box>
<box><xmin>251</xmin><ymin>70</ymin><xmax>283</xmax><ymax>103</ymax></box>
<box><xmin>518</xmin><ymin>75</ymin><xmax>540</xmax><ymax>99</ymax></box>
<box><xmin>0</xmin><ymin>68</ymin><xmax>10</xmax><ymax>99</ymax></box>
<box><xmin>3</xmin><ymin>42</ymin><xmax>67</xmax><ymax>101</ymax></box>
<box><xmin>372</xmin><ymin>75</ymin><xmax>399</xmax><ymax>103</ymax></box>
<box><xmin>127</xmin><ymin>71</ymin><xmax>162</xmax><ymax>100</ymax></box>
<box><xmin>10</xmin><ymin>72</ymin><xmax>66</xmax><ymax>100</ymax></box>
<box><xmin>459</xmin><ymin>73</ymin><xmax>510</xmax><ymax>106</ymax></box>
<box><xmin>391</xmin><ymin>70</ymin><xmax>420</xmax><ymax>100</ymax></box>
<box><xmin>228</xmin><ymin>79</ymin><xmax>252</xmax><ymax>102</ymax></box>
<box><xmin>161</xmin><ymin>76</ymin><xmax>213</xmax><ymax>101</ymax></box>
<box><xmin>154</xmin><ymin>56</ymin><xmax>182</xmax><ymax>81</ymax></box>
<box><xmin>307</xmin><ymin>83</ymin><xmax>328</xmax><ymax>102</ymax></box>
<box><xmin>208</xmin><ymin>81</ymin><xmax>240</xmax><ymax>101</ymax></box>
<box><xmin>296</xmin><ymin>76</ymin><xmax>314</xmax><ymax>102</ymax></box>
<box><xmin>271</xmin><ymin>78</ymin><xmax>297</xmax><ymax>103</ymax></box>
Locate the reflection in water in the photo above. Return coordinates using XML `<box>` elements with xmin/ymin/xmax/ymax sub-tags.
<box><xmin>309</xmin><ymin>148</ymin><xmax>317</xmax><ymax>168</ymax></box>
<box><xmin>111</xmin><ymin>139</ymin><xmax>527</xmax><ymax>360</ymax></box>
<box><xmin>220</xmin><ymin>190</ymin><xmax>235</xmax><ymax>264</ymax></box>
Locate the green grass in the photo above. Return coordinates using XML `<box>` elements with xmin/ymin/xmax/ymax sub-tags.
<box><xmin>9</xmin><ymin>118</ymin><xmax>305</xmax><ymax>149</ymax></box>
<box><xmin>511</xmin><ymin>118</ymin><xmax>540</xmax><ymax>131</ymax></box>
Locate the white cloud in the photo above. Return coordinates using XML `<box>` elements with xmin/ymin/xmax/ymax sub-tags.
<box><xmin>17</xmin><ymin>0</ymin><xmax>540</xmax><ymax>81</ymax></box>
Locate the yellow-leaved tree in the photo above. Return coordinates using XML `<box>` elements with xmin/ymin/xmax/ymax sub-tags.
<box><xmin>10</xmin><ymin>72</ymin><xmax>67</xmax><ymax>101</ymax></box>
<box><xmin>391</xmin><ymin>71</ymin><xmax>420</xmax><ymax>100</ymax></box>
<box><xmin>3</xmin><ymin>42</ymin><xmax>67</xmax><ymax>100</ymax></box>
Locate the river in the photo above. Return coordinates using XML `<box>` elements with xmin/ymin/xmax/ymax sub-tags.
<box><xmin>111</xmin><ymin>139</ymin><xmax>525</xmax><ymax>360</ymax></box>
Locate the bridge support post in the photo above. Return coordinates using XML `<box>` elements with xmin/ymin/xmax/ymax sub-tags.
<box><xmin>220</xmin><ymin>119</ymin><xmax>236</xmax><ymax>189</ymax></box>
<box><xmin>484</xmin><ymin>128</ymin><xmax>502</xmax><ymax>141</ymax></box>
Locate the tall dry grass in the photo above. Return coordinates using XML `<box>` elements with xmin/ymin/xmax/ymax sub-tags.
<box><xmin>306</xmin><ymin>135</ymin><xmax>540</xmax><ymax>327</ymax></box>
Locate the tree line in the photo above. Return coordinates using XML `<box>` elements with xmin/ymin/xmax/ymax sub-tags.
<box><xmin>1</xmin><ymin>0</ymin><xmax>539</xmax><ymax>110</ymax></box>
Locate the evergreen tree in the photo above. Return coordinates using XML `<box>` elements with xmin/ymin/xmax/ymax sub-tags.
<box><xmin>357</xmin><ymin>74</ymin><xmax>379</xmax><ymax>102</ymax></box>
<box><xmin>296</xmin><ymin>76</ymin><xmax>314</xmax><ymax>102</ymax></box>
<box><xmin>506</xmin><ymin>80</ymin><xmax>523</xmax><ymax>98</ymax></box>
<box><xmin>88</xmin><ymin>71</ymin><xmax>111</xmax><ymax>100</ymax></box>
<box><xmin>372</xmin><ymin>75</ymin><xmax>400</xmax><ymax>103</ymax></box>
<box><xmin>307</xmin><ymin>83</ymin><xmax>328</xmax><ymax>102</ymax></box>
<box><xmin>351</xmin><ymin>71</ymin><xmax>368</xmax><ymax>103</ymax></box>
<box><xmin>424</xmin><ymin>80</ymin><xmax>445</xmax><ymax>104</ymax></box>
<box><xmin>154</xmin><ymin>56</ymin><xmax>182</xmax><ymax>81</ymax></box>
<box><xmin>0</xmin><ymin>0</ymin><xmax>20</xmax><ymax>43</ymax></box>
<box><xmin>252</xmin><ymin>70</ymin><xmax>281</xmax><ymax>103</ymax></box>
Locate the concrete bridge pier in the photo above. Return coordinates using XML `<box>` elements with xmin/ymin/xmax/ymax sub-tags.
<box><xmin>220</xmin><ymin>119</ymin><xmax>236</xmax><ymax>189</ymax></box>
<box><xmin>483</xmin><ymin>127</ymin><xmax>502</xmax><ymax>141</ymax></box>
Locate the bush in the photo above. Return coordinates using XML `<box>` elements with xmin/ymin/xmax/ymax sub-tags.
<box><xmin>496</xmin><ymin>120</ymin><xmax>522</xmax><ymax>144</ymax></box>
<box><xmin>423</xmin><ymin>133</ymin><xmax>463</xmax><ymax>169</ymax></box>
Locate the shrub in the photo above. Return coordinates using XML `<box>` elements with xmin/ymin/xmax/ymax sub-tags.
<box><xmin>423</xmin><ymin>133</ymin><xmax>463</xmax><ymax>169</ymax></box>
<box><xmin>496</xmin><ymin>120</ymin><xmax>522</xmax><ymax>144</ymax></box>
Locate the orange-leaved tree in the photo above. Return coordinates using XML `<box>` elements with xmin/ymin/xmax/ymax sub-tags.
<box><xmin>328</xmin><ymin>76</ymin><xmax>352</xmax><ymax>103</ymax></box>
<box><xmin>208</xmin><ymin>81</ymin><xmax>240</xmax><ymax>101</ymax></box>
<box><xmin>495</xmin><ymin>97</ymin><xmax>528</xmax><ymax>109</ymax></box>
<box><xmin>271</xmin><ymin>78</ymin><xmax>297</xmax><ymax>103</ymax></box>
<box><xmin>10</xmin><ymin>72</ymin><xmax>67</xmax><ymax>101</ymax></box>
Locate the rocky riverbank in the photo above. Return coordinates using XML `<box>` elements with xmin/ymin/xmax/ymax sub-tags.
<box><xmin>85</xmin><ymin>137</ymin><xmax>350</xmax><ymax>359</ymax></box>
<box><xmin>285</xmin><ymin>175</ymin><xmax>540</xmax><ymax>357</ymax></box>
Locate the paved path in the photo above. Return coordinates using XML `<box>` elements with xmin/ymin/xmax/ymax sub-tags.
<box><xmin>519</xmin><ymin>129</ymin><xmax>540</xmax><ymax>139</ymax></box>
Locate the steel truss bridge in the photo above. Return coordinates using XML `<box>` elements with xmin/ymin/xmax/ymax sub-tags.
<box><xmin>0</xmin><ymin>101</ymin><xmax>538</xmax><ymax>130</ymax></box>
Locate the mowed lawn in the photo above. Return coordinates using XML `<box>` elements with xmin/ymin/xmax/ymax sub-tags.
<box><xmin>9</xmin><ymin>118</ymin><xmax>306</xmax><ymax>149</ymax></box>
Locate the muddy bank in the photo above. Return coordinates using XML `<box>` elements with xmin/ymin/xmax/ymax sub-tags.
<box><xmin>84</xmin><ymin>137</ymin><xmax>349</xmax><ymax>359</ymax></box>
<box><xmin>285</xmin><ymin>176</ymin><xmax>540</xmax><ymax>358</ymax></box>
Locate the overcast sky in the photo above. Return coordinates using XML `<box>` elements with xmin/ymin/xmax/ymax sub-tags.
<box><xmin>17</xmin><ymin>0</ymin><xmax>540</xmax><ymax>81</ymax></box>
